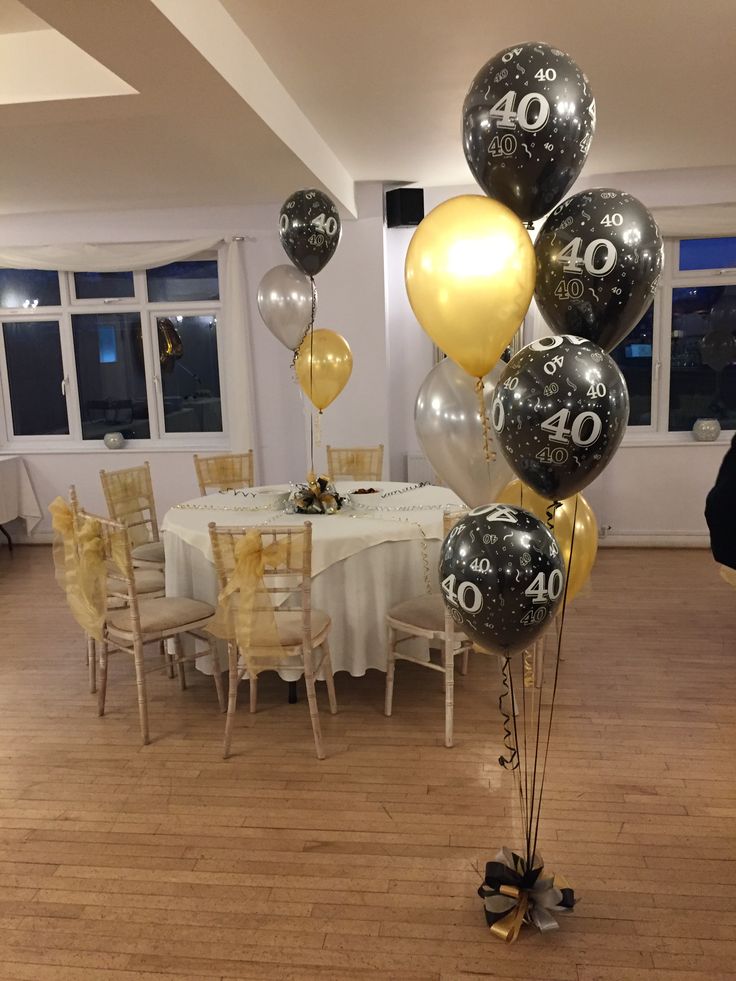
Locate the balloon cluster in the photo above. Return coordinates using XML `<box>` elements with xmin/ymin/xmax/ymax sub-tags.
<box><xmin>407</xmin><ymin>40</ymin><xmax>664</xmax><ymax>658</ymax></box>
<box><xmin>257</xmin><ymin>189</ymin><xmax>352</xmax><ymax>413</ymax></box>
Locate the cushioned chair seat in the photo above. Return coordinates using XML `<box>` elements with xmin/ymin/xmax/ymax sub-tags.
<box><xmin>131</xmin><ymin>541</ymin><xmax>165</xmax><ymax>565</ymax></box>
<box><xmin>266</xmin><ymin>609</ymin><xmax>330</xmax><ymax>648</ymax></box>
<box><xmin>108</xmin><ymin>597</ymin><xmax>214</xmax><ymax>636</ymax></box>
<box><xmin>387</xmin><ymin>593</ymin><xmax>448</xmax><ymax>634</ymax></box>
<box><xmin>107</xmin><ymin>569</ymin><xmax>165</xmax><ymax>596</ymax></box>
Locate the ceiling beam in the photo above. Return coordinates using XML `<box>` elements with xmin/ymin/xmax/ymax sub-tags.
<box><xmin>150</xmin><ymin>0</ymin><xmax>357</xmax><ymax>216</ymax></box>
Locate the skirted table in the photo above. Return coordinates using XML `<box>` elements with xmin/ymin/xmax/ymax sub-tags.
<box><xmin>161</xmin><ymin>481</ymin><xmax>462</xmax><ymax>681</ymax></box>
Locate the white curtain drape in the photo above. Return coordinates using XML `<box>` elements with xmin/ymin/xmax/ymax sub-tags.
<box><xmin>219</xmin><ymin>239</ymin><xmax>259</xmax><ymax>462</ymax></box>
<box><xmin>651</xmin><ymin>203</ymin><xmax>736</xmax><ymax>238</ymax></box>
<box><xmin>0</xmin><ymin>237</ymin><xmax>223</xmax><ymax>271</ymax></box>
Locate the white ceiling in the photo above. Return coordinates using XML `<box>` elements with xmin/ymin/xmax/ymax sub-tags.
<box><xmin>0</xmin><ymin>0</ymin><xmax>733</xmax><ymax>217</ymax></box>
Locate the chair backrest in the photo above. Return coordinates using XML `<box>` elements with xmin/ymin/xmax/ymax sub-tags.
<box><xmin>443</xmin><ymin>508</ymin><xmax>468</xmax><ymax>537</ymax></box>
<box><xmin>77</xmin><ymin>506</ymin><xmax>140</xmax><ymax>625</ymax></box>
<box><xmin>100</xmin><ymin>462</ymin><xmax>159</xmax><ymax>546</ymax></box>
<box><xmin>326</xmin><ymin>445</ymin><xmax>383</xmax><ymax>481</ymax></box>
<box><xmin>194</xmin><ymin>451</ymin><xmax>254</xmax><ymax>496</ymax></box>
<box><xmin>208</xmin><ymin>522</ymin><xmax>313</xmax><ymax>652</ymax></box>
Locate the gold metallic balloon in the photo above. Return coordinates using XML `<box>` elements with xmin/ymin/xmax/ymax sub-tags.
<box><xmin>497</xmin><ymin>479</ymin><xmax>598</xmax><ymax>602</ymax></box>
<box><xmin>405</xmin><ymin>195</ymin><xmax>536</xmax><ymax>378</ymax></box>
<box><xmin>295</xmin><ymin>328</ymin><xmax>353</xmax><ymax>411</ymax></box>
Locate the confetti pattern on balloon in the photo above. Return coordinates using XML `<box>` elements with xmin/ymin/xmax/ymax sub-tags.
<box><xmin>439</xmin><ymin>504</ymin><xmax>565</xmax><ymax>657</ymax></box>
<box><xmin>491</xmin><ymin>335</ymin><xmax>630</xmax><ymax>499</ymax></box>
<box><xmin>279</xmin><ymin>189</ymin><xmax>341</xmax><ymax>276</ymax></box>
<box><xmin>535</xmin><ymin>189</ymin><xmax>664</xmax><ymax>352</ymax></box>
<box><xmin>462</xmin><ymin>41</ymin><xmax>596</xmax><ymax>223</ymax></box>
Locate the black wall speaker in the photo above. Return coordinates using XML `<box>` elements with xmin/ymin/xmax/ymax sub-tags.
<box><xmin>385</xmin><ymin>187</ymin><xmax>424</xmax><ymax>228</ymax></box>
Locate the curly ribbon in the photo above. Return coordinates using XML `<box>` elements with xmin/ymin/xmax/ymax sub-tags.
<box><xmin>497</xmin><ymin>658</ymin><xmax>518</xmax><ymax>771</ymax></box>
<box><xmin>49</xmin><ymin>497</ymin><xmax>107</xmax><ymax>641</ymax></box>
<box><xmin>209</xmin><ymin>529</ymin><xmax>302</xmax><ymax>675</ymax></box>
<box><xmin>475</xmin><ymin>377</ymin><xmax>496</xmax><ymax>463</ymax></box>
<box><xmin>545</xmin><ymin>499</ymin><xmax>562</xmax><ymax>532</ymax></box>
<box><xmin>478</xmin><ymin>848</ymin><xmax>575</xmax><ymax>943</ymax></box>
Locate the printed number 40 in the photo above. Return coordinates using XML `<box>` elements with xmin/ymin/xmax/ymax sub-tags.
<box><xmin>441</xmin><ymin>574</ymin><xmax>483</xmax><ymax>614</ymax></box>
<box><xmin>525</xmin><ymin>570</ymin><xmax>564</xmax><ymax>605</ymax></box>
<box><xmin>541</xmin><ymin>408</ymin><xmax>602</xmax><ymax>447</ymax></box>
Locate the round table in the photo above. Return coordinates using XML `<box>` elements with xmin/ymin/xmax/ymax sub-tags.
<box><xmin>161</xmin><ymin>481</ymin><xmax>462</xmax><ymax>677</ymax></box>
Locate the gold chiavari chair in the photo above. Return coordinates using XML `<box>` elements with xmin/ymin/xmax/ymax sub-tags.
<box><xmin>326</xmin><ymin>445</ymin><xmax>383</xmax><ymax>482</ymax></box>
<box><xmin>194</xmin><ymin>451</ymin><xmax>254</xmax><ymax>496</ymax></box>
<box><xmin>384</xmin><ymin>510</ymin><xmax>474</xmax><ymax>748</ymax></box>
<box><xmin>100</xmin><ymin>462</ymin><xmax>165</xmax><ymax>571</ymax></box>
<box><xmin>208</xmin><ymin>521</ymin><xmax>337</xmax><ymax>760</ymax></box>
<box><xmin>66</xmin><ymin>486</ymin><xmax>167</xmax><ymax>693</ymax></box>
<box><xmin>77</xmin><ymin>509</ymin><xmax>224</xmax><ymax>745</ymax></box>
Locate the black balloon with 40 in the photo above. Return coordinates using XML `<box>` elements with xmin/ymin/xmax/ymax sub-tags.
<box><xmin>491</xmin><ymin>335</ymin><xmax>630</xmax><ymax>500</ymax></box>
<box><xmin>534</xmin><ymin>188</ymin><xmax>664</xmax><ymax>352</ymax></box>
<box><xmin>439</xmin><ymin>505</ymin><xmax>565</xmax><ymax>658</ymax></box>
<box><xmin>279</xmin><ymin>188</ymin><xmax>341</xmax><ymax>277</ymax></box>
<box><xmin>462</xmin><ymin>41</ymin><xmax>595</xmax><ymax>224</ymax></box>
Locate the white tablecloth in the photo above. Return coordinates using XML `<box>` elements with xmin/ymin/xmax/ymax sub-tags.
<box><xmin>0</xmin><ymin>455</ymin><xmax>42</xmax><ymax>532</ymax></box>
<box><xmin>161</xmin><ymin>482</ymin><xmax>462</xmax><ymax>676</ymax></box>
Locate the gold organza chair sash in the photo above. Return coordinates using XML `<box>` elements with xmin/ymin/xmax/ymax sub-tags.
<box><xmin>209</xmin><ymin>530</ymin><xmax>303</xmax><ymax>674</ymax></box>
<box><xmin>50</xmin><ymin>497</ymin><xmax>116</xmax><ymax>642</ymax></box>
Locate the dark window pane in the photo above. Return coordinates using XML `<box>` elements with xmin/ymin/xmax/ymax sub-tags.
<box><xmin>74</xmin><ymin>270</ymin><xmax>134</xmax><ymax>299</ymax></box>
<box><xmin>610</xmin><ymin>305</ymin><xmax>654</xmax><ymax>426</ymax></box>
<box><xmin>146</xmin><ymin>260</ymin><xmax>219</xmax><ymax>302</ymax></box>
<box><xmin>72</xmin><ymin>312</ymin><xmax>150</xmax><ymax>440</ymax></box>
<box><xmin>158</xmin><ymin>315</ymin><xmax>222</xmax><ymax>433</ymax></box>
<box><xmin>0</xmin><ymin>269</ymin><xmax>60</xmax><ymax>308</ymax></box>
<box><xmin>679</xmin><ymin>237</ymin><xmax>736</xmax><ymax>271</ymax></box>
<box><xmin>3</xmin><ymin>320</ymin><xmax>69</xmax><ymax>435</ymax></box>
<box><xmin>669</xmin><ymin>285</ymin><xmax>736</xmax><ymax>431</ymax></box>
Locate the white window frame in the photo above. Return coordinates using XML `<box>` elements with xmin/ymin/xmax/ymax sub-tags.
<box><xmin>622</xmin><ymin>235</ymin><xmax>736</xmax><ymax>447</ymax></box>
<box><xmin>0</xmin><ymin>258</ymin><xmax>227</xmax><ymax>453</ymax></box>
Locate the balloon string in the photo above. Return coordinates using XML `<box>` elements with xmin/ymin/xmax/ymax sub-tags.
<box><xmin>475</xmin><ymin>378</ymin><xmax>495</xmax><ymax>464</ymax></box>
<box><xmin>530</xmin><ymin>494</ymin><xmax>579</xmax><ymax>864</ymax></box>
<box><xmin>497</xmin><ymin>657</ymin><xmax>518</xmax><ymax>771</ymax></box>
<box><xmin>315</xmin><ymin>410</ymin><xmax>322</xmax><ymax>447</ymax></box>
<box><xmin>524</xmin><ymin>498</ymin><xmax>561</xmax><ymax>863</ymax></box>
<box><xmin>308</xmin><ymin>278</ymin><xmax>316</xmax><ymax>475</ymax></box>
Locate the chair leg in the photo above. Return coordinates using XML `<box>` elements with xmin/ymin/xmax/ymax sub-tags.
<box><xmin>303</xmin><ymin>648</ymin><xmax>325</xmax><ymax>760</ymax></box>
<box><xmin>460</xmin><ymin>648</ymin><xmax>469</xmax><ymax>676</ymax></box>
<box><xmin>210</xmin><ymin>643</ymin><xmax>226</xmax><ymax>713</ymax></box>
<box><xmin>384</xmin><ymin>623</ymin><xmax>396</xmax><ymax>717</ymax></box>
<box><xmin>173</xmin><ymin>635</ymin><xmax>186</xmax><ymax>691</ymax></box>
<box><xmin>87</xmin><ymin>635</ymin><xmax>97</xmax><ymax>694</ymax></box>
<box><xmin>443</xmin><ymin>636</ymin><xmax>455</xmax><ymax>749</ymax></box>
<box><xmin>249</xmin><ymin>674</ymin><xmax>258</xmax><ymax>714</ymax></box>
<box><xmin>223</xmin><ymin>643</ymin><xmax>239</xmax><ymax>759</ymax></box>
<box><xmin>97</xmin><ymin>640</ymin><xmax>109</xmax><ymax>717</ymax></box>
<box><xmin>162</xmin><ymin>639</ymin><xmax>175</xmax><ymax>680</ymax></box>
<box><xmin>132</xmin><ymin>638</ymin><xmax>150</xmax><ymax>746</ymax></box>
<box><xmin>321</xmin><ymin>637</ymin><xmax>337</xmax><ymax>715</ymax></box>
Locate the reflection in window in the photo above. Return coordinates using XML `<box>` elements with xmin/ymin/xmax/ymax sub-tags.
<box><xmin>147</xmin><ymin>260</ymin><xmax>219</xmax><ymax>303</ymax></box>
<box><xmin>158</xmin><ymin>315</ymin><xmax>222</xmax><ymax>433</ymax></box>
<box><xmin>669</xmin><ymin>285</ymin><xmax>736</xmax><ymax>431</ymax></box>
<box><xmin>72</xmin><ymin>312</ymin><xmax>150</xmax><ymax>440</ymax></box>
<box><xmin>610</xmin><ymin>306</ymin><xmax>654</xmax><ymax>426</ymax></box>
<box><xmin>0</xmin><ymin>269</ymin><xmax>60</xmax><ymax>309</ymax></box>
<box><xmin>2</xmin><ymin>320</ymin><xmax>69</xmax><ymax>435</ymax></box>
<box><xmin>679</xmin><ymin>237</ymin><xmax>736</xmax><ymax>272</ymax></box>
<box><xmin>74</xmin><ymin>270</ymin><xmax>134</xmax><ymax>300</ymax></box>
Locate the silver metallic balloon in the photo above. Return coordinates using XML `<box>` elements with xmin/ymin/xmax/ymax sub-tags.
<box><xmin>414</xmin><ymin>358</ymin><xmax>512</xmax><ymax>508</ymax></box>
<box><xmin>256</xmin><ymin>264</ymin><xmax>316</xmax><ymax>350</ymax></box>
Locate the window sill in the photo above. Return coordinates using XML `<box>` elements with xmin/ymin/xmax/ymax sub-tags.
<box><xmin>622</xmin><ymin>430</ymin><xmax>734</xmax><ymax>448</ymax></box>
<box><xmin>0</xmin><ymin>438</ymin><xmax>231</xmax><ymax>455</ymax></box>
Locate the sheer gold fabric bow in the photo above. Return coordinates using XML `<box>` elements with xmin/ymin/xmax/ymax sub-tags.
<box><xmin>202</xmin><ymin>456</ymin><xmax>247</xmax><ymax>491</ymax></box>
<box><xmin>50</xmin><ymin>498</ymin><xmax>109</xmax><ymax>641</ymax></box>
<box><xmin>209</xmin><ymin>530</ymin><xmax>303</xmax><ymax>675</ymax></box>
<box><xmin>109</xmin><ymin>474</ymin><xmax>151</xmax><ymax>546</ymax></box>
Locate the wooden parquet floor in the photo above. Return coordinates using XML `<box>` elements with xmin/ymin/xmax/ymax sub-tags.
<box><xmin>0</xmin><ymin>545</ymin><xmax>734</xmax><ymax>981</ymax></box>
